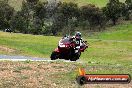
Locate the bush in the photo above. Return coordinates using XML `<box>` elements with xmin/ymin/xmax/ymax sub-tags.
<box><xmin>0</xmin><ymin>1</ymin><xmax>14</xmax><ymax>30</ymax></box>
<box><xmin>80</xmin><ymin>4</ymin><xmax>105</xmax><ymax>31</ymax></box>
<box><xmin>102</xmin><ymin>0</ymin><xmax>124</xmax><ymax>25</ymax></box>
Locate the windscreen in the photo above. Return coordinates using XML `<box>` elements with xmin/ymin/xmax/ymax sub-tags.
<box><xmin>60</xmin><ymin>38</ymin><xmax>71</xmax><ymax>44</ymax></box>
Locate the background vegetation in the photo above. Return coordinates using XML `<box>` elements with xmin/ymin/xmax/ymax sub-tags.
<box><xmin>0</xmin><ymin>0</ymin><xmax>131</xmax><ymax>35</ymax></box>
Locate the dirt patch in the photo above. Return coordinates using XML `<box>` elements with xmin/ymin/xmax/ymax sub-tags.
<box><xmin>0</xmin><ymin>46</ymin><xmax>16</xmax><ymax>53</ymax></box>
<box><xmin>0</xmin><ymin>61</ymin><xmax>131</xmax><ymax>88</ymax></box>
<box><xmin>0</xmin><ymin>61</ymin><xmax>78</xmax><ymax>88</ymax></box>
<box><xmin>84</xmin><ymin>83</ymin><xmax>132</xmax><ymax>88</ymax></box>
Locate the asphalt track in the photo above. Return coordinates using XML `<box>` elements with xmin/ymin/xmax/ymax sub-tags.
<box><xmin>0</xmin><ymin>54</ymin><xmax>83</xmax><ymax>63</ymax></box>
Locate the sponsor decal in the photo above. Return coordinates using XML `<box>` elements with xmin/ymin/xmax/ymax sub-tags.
<box><xmin>76</xmin><ymin>68</ymin><xmax>131</xmax><ymax>85</ymax></box>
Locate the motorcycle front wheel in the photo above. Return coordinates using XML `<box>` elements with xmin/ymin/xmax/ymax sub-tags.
<box><xmin>50</xmin><ymin>51</ymin><xmax>59</xmax><ymax>60</ymax></box>
<box><xmin>70</xmin><ymin>52</ymin><xmax>81</xmax><ymax>61</ymax></box>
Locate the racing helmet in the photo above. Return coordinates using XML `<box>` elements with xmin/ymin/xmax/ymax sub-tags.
<box><xmin>75</xmin><ymin>32</ymin><xmax>81</xmax><ymax>39</ymax></box>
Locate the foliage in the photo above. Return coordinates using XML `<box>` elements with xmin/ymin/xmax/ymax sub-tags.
<box><xmin>0</xmin><ymin>0</ymin><xmax>14</xmax><ymax>30</ymax></box>
<box><xmin>10</xmin><ymin>11</ymin><xmax>28</xmax><ymax>33</ymax></box>
<box><xmin>26</xmin><ymin>0</ymin><xmax>39</xmax><ymax>3</ymax></box>
<box><xmin>10</xmin><ymin>0</ymin><xmax>47</xmax><ymax>34</ymax></box>
<box><xmin>102</xmin><ymin>0</ymin><xmax>124</xmax><ymax>25</ymax></box>
<box><xmin>51</xmin><ymin>2</ymin><xmax>79</xmax><ymax>35</ymax></box>
<box><xmin>81</xmin><ymin>4</ymin><xmax>106</xmax><ymax>30</ymax></box>
<box><xmin>123</xmin><ymin>0</ymin><xmax>132</xmax><ymax>20</ymax></box>
<box><xmin>34</xmin><ymin>1</ymin><xmax>47</xmax><ymax>19</ymax></box>
<box><xmin>0</xmin><ymin>0</ymin><xmax>131</xmax><ymax>35</ymax></box>
<box><xmin>125</xmin><ymin>0</ymin><xmax>132</xmax><ymax>10</ymax></box>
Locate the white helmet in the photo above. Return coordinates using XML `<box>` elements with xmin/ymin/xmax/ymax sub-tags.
<box><xmin>75</xmin><ymin>32</ymin><xmax>81</xmax><ymax>39</ymax></box>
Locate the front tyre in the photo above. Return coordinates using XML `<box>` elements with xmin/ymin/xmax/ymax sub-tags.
<box><xmin>70</xmin><ymin>53</ymin><xmax>80</xmax><ymax>61</ymax></box>
<box><xmin>70</xmin><ymin>55</ymin><xmax>78</xmax><ymax>61</ymax></box>
<box><xmin>50</xmin><ymin>52</ymin><xmax>59</xmax><ymax>60</ymax></box>
<box><xmin>70</xmin><ymin>58</ymin><xmax>77</xmax><ymax>61</ymax></box>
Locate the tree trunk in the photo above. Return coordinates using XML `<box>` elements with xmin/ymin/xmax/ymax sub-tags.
<box><xmin>112</xmin><ymin>18</ymin><xmax>116</xmax><ymax>25</ymax></box>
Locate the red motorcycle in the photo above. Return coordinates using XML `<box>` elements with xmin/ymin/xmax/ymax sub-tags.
<box><xmin>50</xmin><ymin>37</ymin><xmax>88</xmax><ymax>61</ymax></box>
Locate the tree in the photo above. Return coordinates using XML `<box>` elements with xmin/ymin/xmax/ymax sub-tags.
<box><xmin>50</xmin><ymin>11</ymin><xmax>65</xmax><ymax>35</ymax></box>
<box><xmin>26</xmin><ymin>0</ymin><xmax>39</xmax><ymax>5</ymax></box>
<box><xmin>34</xmin><ymin>1</ymin><xmax>50</xmax><ymax>35</ymax></box>
<box><xmin>52</xmin><ymin>2</ymin><xmax>79</xmax><ymax>35</ymax></box>
<box><xmin>10</xmin><ymin>11</ymin><xmax>28</xmax><ymax>33</ymax></box>
<box><xmin>34</xmin><ymin>2</ymin><xmax>47</xmax><ymax>19</ymax></box>
<box><xmin>123</xmin><ymin>0</ymin><xmax>132</xmax><ymax>20</ymax></box>
<box><xmin>31</xmin><ymin>16</ymin><xmax>43</xmax><ymax>34</ymax></box>
<box><xmin>102</xmin><ymin>0</ymin><xmax>124</xmax><ymax>25</ymax></box>
<box><xmin>58</xmin><ymin>2</ymin><xmax>79</xmax><ymax>19</ymax></box>
<box><xmin>125</xmin><ymin>0</ymin><xmax>132</xmax><ymax>10</ymax></box>
<box><xmin>81</xmin><ymin>4</ymin><xmax>105</xmax><ymax>31</ymax></box>
<box><xmin>10</xmin><ymin>0</ymin><xmax>48</xmax><ymax>35</ymax></box>
<box><xmin>0</xmin><ymin>0</ymin><xmax>14</xmax><ymax>30</ymax></box>
<box><xmin>11</xmin><ymin>0</ymin><xmax>30</xmax><ymax>33</ymax></box>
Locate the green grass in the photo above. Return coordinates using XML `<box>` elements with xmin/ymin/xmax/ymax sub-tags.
<box><xmin>0</xmin><ymin>32</ymin><xmax>60</xmax><ymax>57</ymax></box>
<box><xmin>81</xmin><ymin>22</ymin><xmax>132</xmax><ymax>69</ymax></box>
<box><xmin>56</xmin><ymin>0</ymin><xmax>126</xmax><ymax>7</ymax></box>
<box><xmin>89</xmin><ymin>21</ymin><xmax>132</xmax><ymax>40</ymax></box>
<box><xmin>63</xmin><ymin>0</ymin><xmax>109</xmax><ymax>7</ymax></box>
<box><xmin>0</xmin><ymin>22</ymin><xmax>132</xmax><ymax>76</ymax></box>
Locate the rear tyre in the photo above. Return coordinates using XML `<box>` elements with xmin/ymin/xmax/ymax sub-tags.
<box><xmin>50</xmin><ymin>52</ymin><xmax>58</xmax><ymax>60</ymax></box>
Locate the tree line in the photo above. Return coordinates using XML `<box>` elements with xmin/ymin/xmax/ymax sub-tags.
<box><xmin>0</xmin><ymin>0</ymin><xmax>131</xmax><ymax>35</ymax></box>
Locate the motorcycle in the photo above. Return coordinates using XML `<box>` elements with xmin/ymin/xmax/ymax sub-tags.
<box><xmin>50</xmin><ymin>37</ymin><xmax>88</xmax><ymax>61</ymax></box>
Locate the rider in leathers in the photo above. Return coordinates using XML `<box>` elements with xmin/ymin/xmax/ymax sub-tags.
<box><xmin>70</xmin><ymin>32</ymin><xmax>84</xmax><ymax>53</ymax></box>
